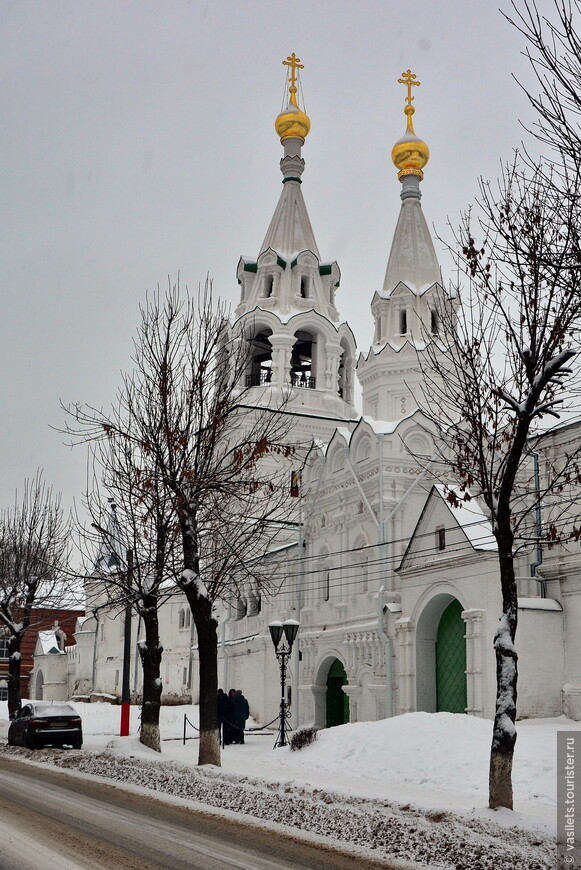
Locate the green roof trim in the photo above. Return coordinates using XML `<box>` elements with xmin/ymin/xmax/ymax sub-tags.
<box><xmin>243</xmin><ymin>261</ymin><xmax>257</xmax><ymax>273</ymax></box>
<box><xmin>276</xmin><ymin>255</ymin><xmax>287</xmax><ymax>269</ymax></box>
<box><xmin>319</xmin><ymin>264</ymin><xmax>333</xmax><ymax>276</ymax></box>
<box><xmin>282</xmin><ymin>176</ymin><xmax>302</xmax><ymax>184</ymax></box>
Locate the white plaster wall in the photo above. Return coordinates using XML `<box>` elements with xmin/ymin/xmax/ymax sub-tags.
<box><xmin>517</xmin><ymin>607</ymin><xmax>564</xmax><ymax>718</ymax></box>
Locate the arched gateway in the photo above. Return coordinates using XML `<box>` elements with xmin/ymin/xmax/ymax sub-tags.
<box><xmin>326</xmin><ymin>658</ymin><xmax>349</xmax><ymax>727</ymax></box>
<box><xmin>416</xmin><ymin>593</ymin><xmax>467</xmax><ymax>714</ymax></box>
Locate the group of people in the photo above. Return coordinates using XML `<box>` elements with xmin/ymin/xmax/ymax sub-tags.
<box><xmin>217</xmin><ymin>688</ymin><xmax>249</xmax><ymax>746</ymax></box>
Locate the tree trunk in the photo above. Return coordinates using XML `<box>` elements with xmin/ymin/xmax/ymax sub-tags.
<box><xmin>191</xmin><ymin>597</ymin><xmax>220</xmax><ymax>767</ymax></box>
<box><xmin>489</xmin><ymin>539</ymin><xmax>519</xmax><ymax>810</ymax></box>
<box><xmin>138</xmin><ymin>598</ymin><xmax>163</xmax><ymax>752</ymax></box>
<box><xmin>8</xmin><ymin>634</ymin><xmax>22</xmax><ymax>719</ymax></box>
<box><xmin>180</xmin><ymin>509</ymin><xmax>220</xmax><ymax>766</ymax></box>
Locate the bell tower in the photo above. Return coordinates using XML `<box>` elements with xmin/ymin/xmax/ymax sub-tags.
<box><xmin>233</xmin><ymin>55</ymin><xmax>357</xmax><ymax>434</ymax></box>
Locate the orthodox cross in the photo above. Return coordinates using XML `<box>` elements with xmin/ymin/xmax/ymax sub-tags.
<box><xmin>282</xmin><ymin>53</ymin><xmax>304</xmax><ymax>91</ymax></box>
<box><xmin>397</xmin><ymin>69</ymin><xmax>421</xmax><ymax>107</ymax></box>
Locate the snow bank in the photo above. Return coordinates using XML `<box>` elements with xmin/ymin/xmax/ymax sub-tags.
<box><xmin>0</xmin><ymin>702</ymin><xmax>565</xmax><ymax>866</ymax></box>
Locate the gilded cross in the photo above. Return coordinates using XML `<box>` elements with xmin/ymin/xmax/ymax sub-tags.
<box><xmin>282</xmin><ymin>53</ymin><xmax>304</xmax><ymax>91</ymax></box>
<box><xmin>398</xmin><ymin>69</ymin><xmax>421</xmax><ymax>107</ymax></box>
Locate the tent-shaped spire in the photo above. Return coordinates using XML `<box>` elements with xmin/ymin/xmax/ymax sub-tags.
<box><xmin>259</xmin><ymin>177</ymin><xmax>320</xmax><ymax>260</ymax></box>
<box><xmin>380</xmin><ymin>177</ymin><xmax>442</xmax><ymax>296</ymax></box>
<box><xmin>381</xmin><ymin>70</ymin><xmax>440</xmax><ymax>296</ymax></box>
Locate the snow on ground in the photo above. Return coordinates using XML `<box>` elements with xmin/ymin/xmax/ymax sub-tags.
<box><xmin>0</xmin><ymin>701</ymin><xmax>569</xmax><ymax>869</ymax></box>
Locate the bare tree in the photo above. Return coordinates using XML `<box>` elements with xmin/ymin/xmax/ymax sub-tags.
<box><xmin>0</xmin><ymin>473</ymin><xmax>72</xmax><ymax>718</ymax></box>
<box><xmin>506</xmin><ymin>0</ymin><xmax>581</xmax><ymax>169</ymax></box>
<box><xmin>66</xmin><ymin>281</ymin><xmax>295</xmax><ymax>766</ymax></box>
<box><xmin>417</xmin><ymin>156</ymin><xmax>581</xmax><ymax>810</ymax></box>
<box><xmin>82</xmin><ymin>442</ymin><xmax>181</xmax><ymax>752</ymax></box>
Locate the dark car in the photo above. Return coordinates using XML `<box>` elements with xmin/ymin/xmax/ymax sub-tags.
<box><xmin>8</xmin><ymin>702</ymin><xmax>83</xmax><ymax>749</ymax></box>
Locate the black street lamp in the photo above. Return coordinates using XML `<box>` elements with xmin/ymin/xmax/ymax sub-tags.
<box><xmin>268</xmin><ymin>618</ymin><xmax>299</xmax><ymax>748</ymax></box>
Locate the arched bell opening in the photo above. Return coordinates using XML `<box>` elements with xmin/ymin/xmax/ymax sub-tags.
<box><xmin>246</xmin><ymin>330</ymin><xmax>273</xmax><ymax>388</ymax></box>
<box><xmin>338</xmin><ymin>337</ymin><xmax>354</xmax><ymax>402</ymax></box>
<box><xmin>290</xmin><ymin>330</ymin><xmax>317</xmax><ymax>389</ymax></box>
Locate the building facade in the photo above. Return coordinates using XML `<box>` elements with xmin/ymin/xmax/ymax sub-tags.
<box><xmin>34</xmin><ymin>62</ymin><xmax>580</xmax><ymax>730</ymax></box>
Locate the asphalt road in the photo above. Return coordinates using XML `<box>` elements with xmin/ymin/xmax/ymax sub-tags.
<box><xmin>0</xmin><ymin>755</ymin><xmax>417</xmax><ymax>870</ymax></box>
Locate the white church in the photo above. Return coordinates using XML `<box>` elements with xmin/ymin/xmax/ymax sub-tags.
<box><xmin>32</xmin><ymin>60</ymin><xmax>581</xmax><ymax>731</ymax></box>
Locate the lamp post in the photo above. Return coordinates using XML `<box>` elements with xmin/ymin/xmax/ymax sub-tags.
<box><xmin>268</xmin><ymin>619</ymin><xmax>299</xmax><ymax>748</ymax></box>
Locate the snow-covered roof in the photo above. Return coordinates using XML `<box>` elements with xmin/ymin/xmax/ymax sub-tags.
<box><xmin>435</xmin><ymin>485</ymin><xmax>497</xmax><ymax>551</ymax></box>
<box><xmin>37</xmin><ymin>630</ymin><xmax>63</xmax><ymax>655</ymax></box>
<box><xmin>360</xmin><ymin>411</ymin><xmax>419</xmax><ymax>435</ymax></box>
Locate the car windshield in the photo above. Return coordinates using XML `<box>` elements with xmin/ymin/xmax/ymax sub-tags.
<box><xmin>32</xmin><ymin>703</ymin><xmax>77</xmax><ymax>716</ymax></box>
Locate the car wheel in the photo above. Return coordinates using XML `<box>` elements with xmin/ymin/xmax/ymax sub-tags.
<box><xmin>72</xmin><ymin>738</ymin><xmax>82</xmax><ymax>750</ymax></box>
<box><xmin>7</xmin><ymin>731</ymin><xmax>14</xmax><ymax>747</ymax></box>
<box><xmin>24</xmin><ymin>730</ymin><xmax>36</xmax><ymax>750</ymax></box>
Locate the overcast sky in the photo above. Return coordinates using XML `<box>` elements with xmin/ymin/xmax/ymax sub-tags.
<box><xmin>1</xmin><ymin>0</ymin><xmax>543</xmax><ymax>518</ymax></box>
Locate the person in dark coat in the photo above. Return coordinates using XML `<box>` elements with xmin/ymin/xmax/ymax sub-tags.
<box><xmin>217</xmin><ymin>689</ymin><xmax>230</xmax><ymax>746</ymax></box>
<box><xmin>230</xmin><ymin>689</ymin><xmax>249</xmax><ymax>744</ymax></box>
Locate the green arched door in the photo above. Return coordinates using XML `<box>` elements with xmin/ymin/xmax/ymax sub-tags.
<box><xmin>326</xmin><ymin>659</ymin><xmax>349</xmax><ymax>727</ymax></box>
<box><xmin>436</xmin><ymin>599</ymin><xmax>467</xmax><ymax>713</ymax></box>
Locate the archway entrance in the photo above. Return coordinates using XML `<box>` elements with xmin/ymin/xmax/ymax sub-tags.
<box><xmin>436</xmin><ymin>599</ymin><xmax>467</xmax><ymax>713</ymax></box>
<box><xmin>416</xmin><ymin>593</ymin><xmax>467</xmax><ymax>714</ymax></box>
<box><xmin>326</xmin><ymin>658</ymin><xmax>349</xmax><ymax>727</ymax></box>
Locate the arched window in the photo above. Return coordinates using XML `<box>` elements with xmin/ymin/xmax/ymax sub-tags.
<box><xmin>352</xmin><ymin>536</ymin><xmax>369</xmax><ymax>594</ymax></box>
<box><xmin>431</xmin><ymin>309</ymin><xmax>439</xmax><ymax>335</ymax></box>
<box><xmin>300</xmin><ymin>276</ymin><xmax>309</xmax><ymax>298</ymax></box>
<box><xmin>263</xmin><ymin>275</ymin><xmax>274</xmax><ymax>298</ymax></box>
<box><xmin>399</xmin><ymin>308</ymin><xmax>408</xmax><ymax>335</ymax></box>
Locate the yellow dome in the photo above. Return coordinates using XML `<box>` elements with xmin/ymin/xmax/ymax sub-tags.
<box><xmin>392</xmin><ymin>70</ymin><xmax>429</xmax><ymax>180</ymax></box>
<box><xmin>391</xmin><ymin>123</ymin><xmax>430</xmax><ymax>180</ymax></box>
<box><xmin>276</xmin><ymin>53</ymin><xmax>311</xmax><ymax>143</ymax></box>
<box><xmin>275</xmin><ymin>97</ymin><xmax>311</xmax><ymax>142</ymax></box>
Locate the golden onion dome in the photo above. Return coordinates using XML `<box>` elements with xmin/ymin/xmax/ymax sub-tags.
<box><xmin>391</xmin><ymin>70</ymin><xmax>429</xmax><ymax>180</ymax></box>
<box><xmin>275</xmin><ymin>99</ymin><xmax>311</xmax><ymax>142</ymax></box>
<box><xmin>275</xmin><ymin>53</ymin><xmax>311</xmax><ymax>143</ymax></box>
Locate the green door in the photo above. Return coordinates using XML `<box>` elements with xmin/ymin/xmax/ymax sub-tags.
<box><xmin>326</xmin><ymin>659</ymin><xmax>349</xmax><ymax>727</ymax></box>
<box><xmin>436</xmin><ymin>599</ymin><xmax>467</xmax><ymax>713</ymax></box>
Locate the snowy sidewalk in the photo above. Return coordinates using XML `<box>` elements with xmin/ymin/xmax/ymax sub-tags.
<box><xmin>0</xmin><ymin>703</ymin><xmax>567</xmax><ymax>868</ymax></box>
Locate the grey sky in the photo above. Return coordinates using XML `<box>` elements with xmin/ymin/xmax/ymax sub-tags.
<box><xmin>1</xmin><ymin>0</ymin><xmax>539</xmax><ymax>516</ymax></box>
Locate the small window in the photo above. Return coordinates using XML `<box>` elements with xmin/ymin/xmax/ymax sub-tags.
<box><xmin>185</xmin><ymin>609</ymin><xmax>191</xmax><ymax>628</ymax></box>
<box><xmin>0</xmin><ymin>687</ymin><xmax>7</xmax><ymax>701</ymax></box>
<box><xmin>114</xmin><ymin>669</ymin><xmax>119</xmax><ymax>687</ymax></box>
<box><xmin>0</xmin><ymin>638</ymin><xmax>9</xmax><ymax>659</ymax></box>
<box><xmin>100</xmin><ymin>623</ymin><xmax>105</xmax><ymax>642</ymax></box>
<box><xmin>263</xmin><ymin>275</ymin><xmax>274</xmax><ymax>297</ymax></box>
<box><xmin>436</xmin><ymin>527</ymin><xmax>446</xmax><ymax>551</ymax></box>
<box><xmin>431</xmin><ymin>309</ymin><xmax>439</xmax><ymax>335</ymax></box>
<box><xmin>179</xmin><ymin>608</ymin><xmax>185</xmax><ymax>629</ymax></box>
<box><xmin>183</xmin><ymin>667</ymin><xmax>188</xmax><ymax>686</ymax></box>
<box><xmin>300</xmin><ymin>276</ymin><xmax>309</xmax><ymax>298</ymax></box>
<box><xmin>399</xmin><ymin>309</ymin><xmax>408</xmax><ymax>335</ymax></box>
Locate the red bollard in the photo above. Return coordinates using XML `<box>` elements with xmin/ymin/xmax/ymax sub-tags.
<box><xmin>120</xmin><ymin>701</ymin><xmax>130</xmax><ymax>737</ymax></box>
